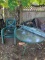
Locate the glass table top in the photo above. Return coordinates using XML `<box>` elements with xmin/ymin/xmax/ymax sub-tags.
<box><xmin>16</xmin><ymin>28</ymin><xmax>45</xmax><ymax>44</ymax></box>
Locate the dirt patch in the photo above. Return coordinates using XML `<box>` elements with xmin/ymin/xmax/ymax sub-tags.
<box><xmin>0</xmin><ymin>41</ymin><xmax>45</xmax><ymax>60</ymax></box>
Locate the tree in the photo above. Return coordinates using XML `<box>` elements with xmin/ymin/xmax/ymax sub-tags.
<box><xmin>0</xmin><ymin>0</ymin><xmax>8</xmax><ymax>8</ymax></box>
<box><xmin>0</xmin><ymin>0</ymin><xmax>45</xmax><ymax>24</ymax></box>
<box><xmin>0</xmin><ymin>0</ymin><xmax>45</xmax><ymax>10</ymax></box>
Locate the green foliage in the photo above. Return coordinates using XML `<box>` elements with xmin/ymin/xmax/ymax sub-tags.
<box><xmin>37</xmin><ymin>0</ymin><xmax>45</xmax><ymax>5</ymax></box>
<box><xmin>0</xmin><ymin>0</ymin><xmax>8</xmax><ymax>8</ymax></box>
<box><xmin>0</xmin><ymin>0</ymin><xmax>4</xmax><ymax>3</ymax></box>
<box><xmin>21</xmin><ymin>0</ymin><xmax>31</xmax><ymax>7</ymax></box>
<box><xmin>8</xmin><ymin>0</ymin><xmax>18</xmax><ymax>10</ymax></box>
<box><xmin>32</xmin><ymin>0</ymin><xmax>39</xmax><ymax>5</ymax></box>
<box><xmin>0</xmin><ymin>0</ymin><xmax>45</xmax><ymax>10</ymax></box>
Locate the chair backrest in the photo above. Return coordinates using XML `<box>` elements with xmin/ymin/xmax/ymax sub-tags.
<box><xmin>6</xmin><ymin>18</ymin><xmax>16</xmax><ymax>27</ymax></box>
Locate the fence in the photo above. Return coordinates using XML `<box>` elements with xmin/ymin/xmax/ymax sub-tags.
<box><xmin>0</xmin><ymin>6</ymin><xmax>45</xmax><ymax>24</ymax></box>
<box><xmin>20</xmin><ymin>6</ymin><xmax>45</xmax><ymax>23</ymax></box>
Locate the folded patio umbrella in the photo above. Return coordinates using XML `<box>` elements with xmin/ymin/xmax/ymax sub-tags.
<box><xmin>21</xmin><ymin>25</ymin><xmax>45</xmax><ymax>38</ymax></box>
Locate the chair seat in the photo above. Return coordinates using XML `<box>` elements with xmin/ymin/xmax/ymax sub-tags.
<box><xmin>3</xmin><ymin>29</ymin><xmax>14</xmax><ymax>38</ymax></box>
<box><xmin>4</xmin><ymin>34</ymin><xmax>14</xmax><ymax>38</ymax></box>
<box><xmin>4</xmin><ymin>33</ymin><xmax>14</xmax><ymax>38</ymax></box>
<box><xmin>5</xmin><ymin>29</ymin><xmax>14</xmax><ymax>34</ymax></box>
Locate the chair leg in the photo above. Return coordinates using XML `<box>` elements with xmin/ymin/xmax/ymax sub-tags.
<box><xmin>1</xmin><ymin>29</ymin><xmax>4</xmax><ymax>44</ymax></box>
<box><xmin>14</xmin><ymin>37</ymin><xmax>16</xmax><ymax>45</ymax></box>
<box><xmin>2</xmin><ymin>36</ymin><xmax>4</xmax><ymax>44</ymax></box>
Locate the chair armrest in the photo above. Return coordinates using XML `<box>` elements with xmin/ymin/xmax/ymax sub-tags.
<box><xmin>14</xmin><ymin>27</ymin><xmax>17</xmax><ymax>36</ymax></box>
<box><xmin>1</xmin><ymin>27</ymin><xmax>6</xmax><ymax>36</ymax></box>
<box><xmin>1</xmin><ymin>26</ymin><xmax>8</xmax><ymax>35</ymax></box>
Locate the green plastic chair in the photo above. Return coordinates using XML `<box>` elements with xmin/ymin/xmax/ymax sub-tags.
<box><xmin>1</xmin><ymin>18</ymin><xmax>16</xmax><ymax>44</ymax></box>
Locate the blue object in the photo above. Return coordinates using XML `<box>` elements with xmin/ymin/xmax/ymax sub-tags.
<box><xmin>1</xmin><ymin>18</ymin><xmax>16</xmax><ymax>44</ymax></box>
<box><xmin>21</xmin><ymin>25</ymin><xmax>45</xmax><ymax>38</ymax></box>
<box><xmin>16</xmin><ymin>25</ymin><xmax>45</xmax><ymax>44</ymax></box>
<box><xmin>6</xmin><ymin>18</ymin><xmax>16</xmax><ymax>27</ymax></box>
<box><xmin>16</xmin><ymin>25</ymin><xmax>45</xmax><ymax>55</ymax></box>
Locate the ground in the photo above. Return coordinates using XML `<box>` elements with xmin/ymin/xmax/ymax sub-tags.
<box><xmin>0</xmin><ymin>38</ymin><xmax>45</xmax><ymax>60</ymax></box>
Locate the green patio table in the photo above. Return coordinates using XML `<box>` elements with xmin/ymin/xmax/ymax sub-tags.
<box><xmin>16</xmin><ymin>25</ymin><xmax>45</xmax><ymax>54</ymax></box>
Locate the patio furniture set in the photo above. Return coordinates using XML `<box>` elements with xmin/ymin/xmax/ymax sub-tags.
<box><xmin>0</xmin><ymin>16</ymin><xmax>45</xmax><ymax>55</ymax></box>
<box><xmin>0</xmin><ymin>16</ymin><xmax>45</xmax><ymax>44</ymax></box>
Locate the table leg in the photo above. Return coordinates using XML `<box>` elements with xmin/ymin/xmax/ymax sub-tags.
<box><xmin>22</xmin><ymin>44</ymin><xmax>27</xmax><ymax>55</ymax></box>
